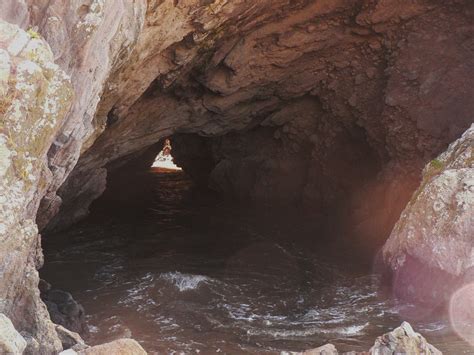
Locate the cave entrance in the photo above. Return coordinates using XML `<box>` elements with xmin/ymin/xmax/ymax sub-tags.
<box><xmin>150</xmin><ymin>138</ymin><xmax>182</xmax><ymax>172</ymax></box>
<box><xmin>40</xmin><ymin>129</ymin><xmax>426</xmax><ymax>353</ymax></box>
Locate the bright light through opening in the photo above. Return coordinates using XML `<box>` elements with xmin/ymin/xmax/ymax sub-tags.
<box><xmin>151</xmin><ymin>139</ymin><xmax>182</xmax><ymax>171</ymax></box>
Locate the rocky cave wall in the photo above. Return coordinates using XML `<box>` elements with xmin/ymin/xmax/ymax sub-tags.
<box><xmin>0</xmin><ymin>20</ymin><xmax>73</xmax><ymax>354</ymax></box>
<box><xmin>0</xmin><ymin>0</ymin><xmax>473</xmax><ymax>353</ymax></box>
<box><xmin>45</xmin><ymin>0</ymin><xmax>473</xmax><ymax>245</ymax></box>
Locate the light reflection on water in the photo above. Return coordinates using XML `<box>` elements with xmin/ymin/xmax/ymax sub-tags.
<box><xmin>42</xmin><ymin>172</ymin><xmax>473</xmax><ymax>354</ymax></box>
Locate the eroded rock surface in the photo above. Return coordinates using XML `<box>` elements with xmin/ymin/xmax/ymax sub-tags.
<box><xmin>0</xmin><ymin>0</ymin><xmax>147</xmax><ymax>231</ymax></box>
<box><xmin>41</xmin><ymin>287</ymin><xmax>87</xmax><ymax>335</ymax></box>
<box><xmin>77</xmin><ymin>338</ymin><xmax>147</xmax><ymax>355</ymax></box>
<box><xmin>301</xmin><ymin>343</ymin><xmax>338</xmax><ymax>355</ymax></box>
<box><xmin>370</xmin><ymin>321</ymin><xmax>441</xmax><ymax>355</ymax></box>
<box><xmin>45</xmin><ymin>0</ymin><xmax>473</xmax><ymax>235</ymax></box>
<box><xmin>0</xmin><ymin>2</ymin><xmax>147</xmax><ymax>352</ymax></box>
<box><xmin>383</xmin><ymin>124</ymin><xmax>474</xmax><ymax>306</ymax></box>
<box><xmin>0</xmin><ymin>313</ymin><xmax>27</xmax><ymax>355</ymax></box>
<box><xmin>0</xmin><ymin>19</ymin><xmax>73</xmax><ymax>353</ymax></box>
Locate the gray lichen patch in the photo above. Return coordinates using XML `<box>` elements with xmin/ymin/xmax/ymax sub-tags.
<box><xmin>0</xmin><ymin>19</ymin><xmax>73</xmax><ymax>272</ymax></box>
<box><xmin>0</xmin><ymin>20</ymin><xmax>73</xmax><ymax>351</ymax></box>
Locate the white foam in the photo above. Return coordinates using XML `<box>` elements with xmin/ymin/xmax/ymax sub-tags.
<box><xmin>247</xmin><ymin>327</ymin><xmax>321</xmax><ymax>338</ymax></box>
<box><xmin>160</xmin><ymin>271</ymin><xmax>210</xmax><ymax>291</ymax></box>
<box><xmin>332</xmin><ymin>323</ymin><xmax>368</xmax><ymax>335</ymax></box>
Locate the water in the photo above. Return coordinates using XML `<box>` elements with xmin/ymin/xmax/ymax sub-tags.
<box><xmin>41</xmin><ymin>171</ymin><xmax>473</xmax><ymax>354</ymax></box>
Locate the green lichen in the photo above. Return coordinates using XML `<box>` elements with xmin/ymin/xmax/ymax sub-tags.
<box><xmin>27</xmin><ymin>28</ymin><xmax>41</xmax><ymax>39</ymax></box>
<box><xmin>25</xmin><ymin>51</ymin><xmax>39</xmax><ymax>62</ymax></box>
<box><xmin>429</xmin><ymin>159</ymin><xmax>444</xmax><ymax>170</ymax></box>
<box><xmin>409</xmin><ymin>158</ymin><xmax>446</xmax><ymax>206</ymax></box>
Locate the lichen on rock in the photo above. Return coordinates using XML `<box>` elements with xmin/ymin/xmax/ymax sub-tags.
<box><xmin>370</xmin><ymin>321</ymin><xmax>442</xmax><ymax>355</ymax></box>
<box><xmin>383</xmin><ymin>124</ymin><xmax>474</xmax><ymax>306</ymax></box>
<box><xmin>0</xmin><ymin>19</ymin><xmax>73</xmax><ymax>354</ymax></box>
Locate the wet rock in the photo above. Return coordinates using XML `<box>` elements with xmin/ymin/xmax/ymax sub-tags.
<box><xmin>369</xmin><ymin>322</ymin><xmax>441</xmax><ymax>355</ymax></box>
<box><xmin>383</xmin><ymin>124</ymin><xmax>474</xmax><ymax>307</ymax></box>
<box><xmin>38</xmin><ymin>278</ymin><xmax>52</xmax><ymax>293</ymax></box>
<box><xmin>78</xmin><ymin>338</ymin><xmax>147</xmax><ymax>355</ymax></box>
<box><xmin>55</xmin><ymin>325</ymin><xmax>87</xmax><ymax>351</ymax></box>
<box><xmin>41</xmin><ymin>288</ymin><xmax>87</xmax><ymax>335</ymax></box>
<box><xmin>0</xmin><ymin>313</ymin><xmax>27</xmax><ymax>354</ymax></box>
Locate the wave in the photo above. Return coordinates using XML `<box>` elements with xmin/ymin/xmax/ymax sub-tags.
<box><xmin>160</xmin><ymin>271</ymin><xmax>211</xmax><ymax>291</ymax></box>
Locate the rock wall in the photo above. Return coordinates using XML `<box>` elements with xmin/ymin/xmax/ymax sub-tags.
<box><xmin>0</xmin><ymin>0</ymin><xmax>146</xmax><ymax>352</ymax></box>
<box><xmin>0</xmin><ymin>0</ymin><xmax>147</xmax><ymax>230</ymax></box>
<box><xmin>0</xmin><ymin>20</ymin><xmax>73</xmax><ymax>353</ymax></box>
<box><xmin>47</xmin><ymin>0</ymin><xmax>473</xmax><ymax>233</ymax></box>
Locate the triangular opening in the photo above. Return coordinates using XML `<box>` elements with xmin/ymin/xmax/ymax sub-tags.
<box><xmin>151</xmin><ymin>138</ymin><xmax>182</xmax><ymax>171</ymax></box>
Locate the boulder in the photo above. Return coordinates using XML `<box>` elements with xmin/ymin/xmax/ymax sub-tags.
<box><xmin>303</xmin><ymin>343</ymin><xmax>338</xmax><ymax>354</ymax></box>
<box><xmin>0</xmin><ymin>313</ymin><xmax>27</xmax><ymax>354</ymax></box>
<box><xmin>59</xmin><ymin>350</ymin><xmax>79</xmax><ymax>355</ymax></box>
<box><xmin>55</xmin><ymin>325</ymin><xmax>87</xmax><ymax>351</ymax></box>
<box><xmin>19</xmin><ymin>331</ymin><xmax>40</xmax><ymax>355</ymax></box>
<box><xmin>370</xmin><ymin>322</ymin><xmax>441</xmax><ymax>355</ymax></box>
<box><xmin>383</xmin><ymin>124</ymin><xmax>474</xmax><ymax>307</ymax></box>
<box><xmin>281</xmin><ymin>343</ymin><xmax>338</xmax><ymax>355</ymax></box>
<box><xmin>41</xmin><ymin>288</ymin><xmax>87</xmax><ymax>335</ymax></box>
<box><xmin>77</xmin><ymin>339</ymin><xmax>147</xmax><ymax>355</ymax></box>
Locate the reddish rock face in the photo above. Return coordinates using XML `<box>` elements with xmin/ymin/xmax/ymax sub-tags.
<box><xmin>35</xmin><ymin>0</ymin><xmax>473</xmax><ymax>234</ymax></box>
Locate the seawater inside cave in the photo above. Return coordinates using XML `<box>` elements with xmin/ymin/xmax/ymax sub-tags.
<box><xmin>39</xmin><ymin>141</ymin><xmax>470</xmax><ymax>354</ymax></box>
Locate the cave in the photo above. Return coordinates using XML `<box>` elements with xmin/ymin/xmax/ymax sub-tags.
<box><xmin>0</xmin><ymin>1</ymin><xmax>473</xmax><ymax>354</ymax></box>
<box><xmin>39</xmin><ymin>132</ymin><xmax>401</xmax><ymax>353</ymax></box>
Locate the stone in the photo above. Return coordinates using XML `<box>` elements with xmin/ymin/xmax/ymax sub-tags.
<box><xmin>383</xmin><ymin>124</ymin><xmax>474</xmax><ymax>306</ymax></box>
<box><xmin>0</xmin><ymin>313</ymin><xmax>27</xmax><ymax>354</ymax></box>
<box><xmin>281</xmin><ymin>344</ymin><xmax>338</xmax><ymax>355</ymax></box>
<box><xmin>60</xmin><ymin>350</ymin><xmax>79</xmax><ymax>355</ymax></box>
<box><xmin>78</xmin><ymin>339</ymin><xmax>147</xmax><ymax>355</ymax></box>
<box><xmin>20</xmin><ymin>331</ymin><xmax>41</xmax><ymax>354</ymax></box>
<box><xmin>303</xmin><ymin>343</ymin><xmax>338</xmax><ymax>354</ymax></box>
<box><xmin>369</xmin><ymin>322</ymin><xmax>441</xmax><ymax>355</ymax></box>
<box><xmin>55</xmin><ymin>325</ymin><xmax>87</xmax><ymax>351</ymax></box>
<box><xmin>41</xmin><ymin>288</ymin><xmax>87</xmax><ymax>335</ymax></box>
